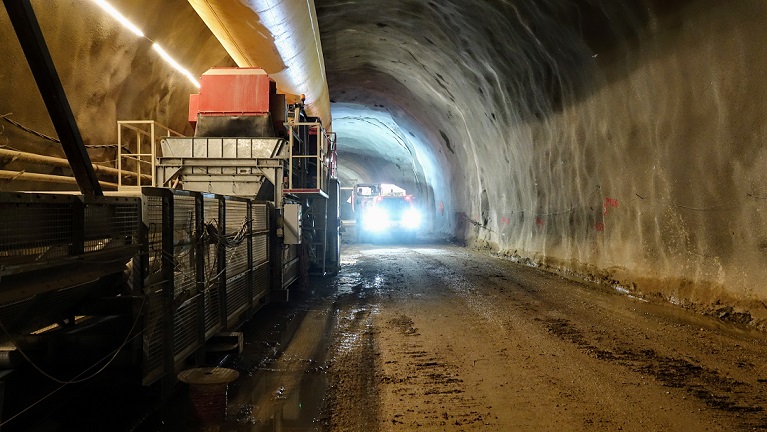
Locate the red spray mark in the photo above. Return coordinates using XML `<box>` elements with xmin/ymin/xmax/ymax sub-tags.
<box><xmin>535</xmin><ymin>217</ymin><xmax>545</xmax><ymax>227</ymax></box>
<box><xmin>501</xmin><ymin>216</ymin><xmax>510</xmax><ymax>225</ymax></box>
<box><xmin>595</xmin><ymin>222</ymin><xmax>605</xmax><ymax>232</ymax></box>
<box><xmin>603</xmin><ymin>197</ymin><xmax>619</xmax><ymax>215</ymax></box>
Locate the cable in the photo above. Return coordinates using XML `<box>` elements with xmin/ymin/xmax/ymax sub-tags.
<box><xmin>1</xmin><ymin>114</ymin><xmax>60</xmax><ymax>144</ymax></box>
<box><xmin>0</xmin><ymin>293</ymin><xmax>146</xmax><ymax>386</ymax></box>
<box><xmin>0</xmin><ymin>331</ymin><xmax>145</xmax><ymax>429</ymax></box>
<box><xmin>0</xmin><ymin>295</ymin><xmax>146</xmax><ymax>428</ymax></box>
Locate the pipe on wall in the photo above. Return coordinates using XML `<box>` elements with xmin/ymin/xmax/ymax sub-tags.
<box><xmin>0</xmin><ymin>148</ymin><xmax>151</xmax><ymax>182</ymax></box>
<box><xmin>187</xmin><ymin>0</ymin><xmax>332</xmax><ymax>129</ymax></box>
<box><xmin>0</xmin><ymin>170</ymin><xmax>118</xmax><ymax>189</ymax></box>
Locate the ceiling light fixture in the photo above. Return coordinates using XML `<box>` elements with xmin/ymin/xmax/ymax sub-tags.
<box><xmin>90</xmin><ymin>0</ymin><xmax>145</xmax><ymax>37</ymax></box>
<box><xmin>90</xmin><ymin>0</ymin><xmax>201</xmax><ymax>88</ymax></box>
<box><xmin>152</xmin><ymin>43</ymin><xmax>201</xmax><ymax>88</ymax></box>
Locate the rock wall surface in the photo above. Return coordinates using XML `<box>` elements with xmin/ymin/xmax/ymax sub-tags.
<box><xmin>316</xmin><ymin>0</ymin><xmax>767</xmax><ymax>324</ymax></box>
<box><xmin>0</xmin><ymin>0</ymin><xmax>232</xmax><ymax>189</ymax></box>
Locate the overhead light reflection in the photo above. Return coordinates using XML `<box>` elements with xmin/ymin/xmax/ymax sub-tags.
<box><xmin>152</xmin><ymin>43</ymin><xmax>201</xmax><ymax>88</ymax></box>
<box><xmin>90</xmin><ymin>0</ymin><xmax>201</xmax><ymax>89</ymax></box>
<box><xmin>91</xmin><ymin>0</ymin><xmax>145</xmax><ymax>37</ymax></box>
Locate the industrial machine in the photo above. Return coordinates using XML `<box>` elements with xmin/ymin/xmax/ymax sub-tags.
<box><xmin>0</xmin><ymin>67</ymin><xmax>341</xmax><ymax>420</ymax></box>
<box><xmin>156</xmin><ymin>67</ymin><xmax>340</xmax><ymax>278</ymax></box>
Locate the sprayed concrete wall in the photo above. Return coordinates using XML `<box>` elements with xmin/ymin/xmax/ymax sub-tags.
<box><xmin>0</xmin><ymin>0</ymin><xmax>232</xmax><ymax>190</ymax></box>
<box><xmin>317</xmin><ymin>0</ymin><xmax>767</xmax><ymax>326</ymax></box>
<box><xmin>2</xmin><ymin>0</ymin><xmax>766</xmax><ymax>325</ymax></box>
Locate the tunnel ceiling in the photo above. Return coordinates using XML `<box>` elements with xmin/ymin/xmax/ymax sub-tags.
<box><xmin>315</xmin><ymin>0</ymin><xmax>665</xmax><ymax>229</ymax></box>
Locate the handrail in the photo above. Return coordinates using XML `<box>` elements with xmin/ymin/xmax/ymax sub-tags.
<box><xmin>117</xmin><ymin>121</ymin><xmax>183</xmax><ymax>190</ymax></box>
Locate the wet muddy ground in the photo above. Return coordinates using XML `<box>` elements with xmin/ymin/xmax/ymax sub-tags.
<box><xmin>145</xmin><ymin>240</ymin><xmax>767</xmax><ymax>431</ymax></box>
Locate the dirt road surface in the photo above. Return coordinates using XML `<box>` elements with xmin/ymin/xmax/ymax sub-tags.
<box><xmin>144</xmin><ymin>241</ymin><xmax>767</xmax><ymax>431</ymax></box>
<box><xmin>319</xmin><ymin>242</ymin><xmax>767</xmax><ymax>431</ymax></box>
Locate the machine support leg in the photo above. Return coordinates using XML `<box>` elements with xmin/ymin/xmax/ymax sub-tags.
<box><xmin>2</xmin><ymin>0</ymin><xmax>103</xmax><ymax>196</ymax></box>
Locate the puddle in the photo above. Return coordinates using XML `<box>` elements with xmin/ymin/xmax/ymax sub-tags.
<box><xmin>135</xmin><ymin>299</ymin><xmax>338</xmax><ymax>432</ymax></box>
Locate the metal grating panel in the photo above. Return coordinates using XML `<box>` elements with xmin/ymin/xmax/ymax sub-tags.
<box><xmin>224</xmin><ymin>243</ymin><xmax>249</xmax><ymax>276</ymax></box>
<box><xmin>202</xmin><ymin>242</ymin><xmax>218</xmax><ymax>284</ymax></box>
<box><xmin>173</xmin><ymin>196</ymin><xmax>196</xmax><ymax>246</ymax></box>
<box><xmin>251</xmin><ymin>263</ymin><xmax>269</xmax><ymax>301</ymax></box>
<box><xmin>203</xmin><ymin>284</ymin><xmax>222</xmax><ymax>338</ymax></box>
<box><xmin>173</xmin><ymin>245</ymin><xmax>196</xmax><ymax>298</ymax></box>
<box><xmin>252</xmin><ymin>235</ymin><xmax>267</xmax><ymax>266</ymax></box>
<box><xmin>202</xmin><ymin>241</ymin><xmax>222</xmax><ymax>337</ymax></box>
<box><xmin>143</xmin><ymin>290</ymin><xmax>165</xmax><ymax>385</ymax></box>
<box><xmin>203</xmin><ymin>197</ymin><xmax>219</xmax><ymax>225</ymax></box>
<box><xmin>144</xmin><ymin>195</ymin><xmax>164</xmax><ymax>280</ymax></box>
<box><xmin>252</xmin><ymin>203</ymin><xmax>268</xmax><ymax>232</ymax></box>
<box><xmin>84</xmin><ymin>199</ymin><xmax>140</xmax><ymax>252</ymax></box>
<box><xmin>173</xmin><ymin>295</ymin><xmax>201</xmax><ymax>359</ymax></box>
<box><xmin>283</xmin><ymin>259</ymin><xmax>298</xmax><ymax>289</ymax></box>
<box><xmin>226</xmin><ymin>271</ymin><xmax>249</xmax><ymax>324</ymax></box>
<box><xmin>0</xmin><ymin>196</ymin><xmax>74</xmax><ymax>263</ymax></box>
<box><xmin>285</xmin><ymin>244</ymin><xmax>298</xmax><ymax>262</ymax></box>
<box><xmin>225</xmin><ymin>201</ymin><xmax>248</xmax><ymax>235</ymax></box>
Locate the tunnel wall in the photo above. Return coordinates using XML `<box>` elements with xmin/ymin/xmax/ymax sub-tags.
<box><xmin>317</xmin><ymin>0</ymin><xmax>767</xmax><ymax>325</ymax></box>
<box><xmin>0</xmin><ymin>0</ymin><xmax>233</xmax><ymax>190</ymax></box>
<box><xmin>465</xmin><ymin>1</ymin><xmax>767</xmax><ymax>324</ymax></box>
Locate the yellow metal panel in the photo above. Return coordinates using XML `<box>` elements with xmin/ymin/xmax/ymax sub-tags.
<box><xmin>188</xmin><ymin>0</ymin><xmax>331</xmax><ymax>129</ymax></box>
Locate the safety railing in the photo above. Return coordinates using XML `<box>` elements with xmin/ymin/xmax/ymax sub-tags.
<box><xmin>140</xmin><ymin>188</ymin><xmax>272</xmax><ymax>386</ymax></box>
<box><xmin>286</xmin><ymin>120</ymin><xmax>337</xmax><ymax>194</ymax></box>
<box><xmin>117</xmin><ymin>121</ymin><xmax>183</xmax><ymax>191</ymax></box>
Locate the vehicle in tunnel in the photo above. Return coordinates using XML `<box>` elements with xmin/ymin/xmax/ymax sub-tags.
<box><xmin>358</xmin><ymin>194</ymin><xmax>421</xmax><ymax>242</ymax></box>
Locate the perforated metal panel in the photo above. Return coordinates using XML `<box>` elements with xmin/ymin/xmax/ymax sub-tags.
<box><xmin>173</xmin><ymin>295</ymin><xmax>202</xmax><ymax>359</ymax></box>
<box><xmin>83</xmin><ymin>197</ymin><xmax>140</xmax><ymax>252</ymax></box>
<box><xmin>252</xmin><ymin>263</ymin><xmax>269</xmax><ymax>301</ymax></box>
<box><xmin>0</xmin><ymin>194</ymin><xmax>74</xmax><ymax>266</ymax></box>
<box><xmin>252</xmin><ymin>235</ymin><xmax>268</xmax><ymax>266</ymax></box>
<box><xmin>143</xmin><ymin>290</ymin><xmax>165</xmax><ymax>386</ymax></box>
<box><xmin>226</xmin><ymin>271</ymin><xmax>249</xmax><ymax>326</ymax></box>
<box><xmin>252</xmin><ymin>203</ymin><xmax>268</xmax><ymax>232</ymax></box>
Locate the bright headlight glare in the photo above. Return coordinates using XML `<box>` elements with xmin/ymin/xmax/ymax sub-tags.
<box><xmin>403</xmin><ymin>209</ymin><xmax>421</xmax><ymax>228</ymax></box>
<box><xmin>364</xmin><ymin>209</ymin><xmax>389</xmax><ymax>231</ymax></box>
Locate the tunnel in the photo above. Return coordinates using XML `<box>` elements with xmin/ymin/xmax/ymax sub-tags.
<box><xmin>2</xmin><ymin>0</ymin><xmax>767</xmax><ymax>430</ymax></box>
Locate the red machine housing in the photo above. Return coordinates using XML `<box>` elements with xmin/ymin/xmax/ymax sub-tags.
<box><xmin>188</xmin><ymin>68</ymin><xmax>281</xmax><ymax>127</ymax></box>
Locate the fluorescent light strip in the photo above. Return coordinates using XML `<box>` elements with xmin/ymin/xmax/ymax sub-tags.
<box><xmin>152</xmin><ymin>44</ymin><xmax>201</xmax><ymax>88</ymax></box>
<box><xmin>90</xmin><ymin>0</ymin><xmax>201</xmax><ymax>88</ymax></box>
<box><xmin>91</xmin><ymin>0</ymin><xmax>144</xmax><ymax>37</ymax></box>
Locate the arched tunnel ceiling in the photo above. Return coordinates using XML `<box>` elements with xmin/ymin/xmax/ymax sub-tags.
<box><xmin>315</xmin><ymin>0</ymin><xmax>667</xmax><ymax>232</ymax></box>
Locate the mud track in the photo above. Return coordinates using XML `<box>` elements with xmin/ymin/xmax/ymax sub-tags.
<box><xmin>322</xmin><ymin>243</ymin><xmax>767</xmax><ymax>431</ymax></box>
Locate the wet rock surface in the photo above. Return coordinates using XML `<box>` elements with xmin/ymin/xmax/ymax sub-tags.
<box><xmin>319</xmin><ymin>242</ymin><xmax>767</xmax><ymax>431</ymax></box>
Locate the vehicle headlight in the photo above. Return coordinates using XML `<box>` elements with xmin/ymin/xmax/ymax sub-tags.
<box><xmin>363</xmin><ymin>208</ymin><xmax>390</xmax><ymax>231</ymax></box>
<box><xmin>402</xmin><ymin>209</ymin><xmax>421</xmax><ymax>229</ymax></box>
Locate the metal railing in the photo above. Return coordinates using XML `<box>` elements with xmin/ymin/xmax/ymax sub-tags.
<box><xmin>286</xmin><ymin>113</ymin><xmax>337</xmax><ymax>194</ymax></box>
<box><xmin>117</xmin><ymin>121</ymin><xmax>183</xmax><ymax>191</ymax></box>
